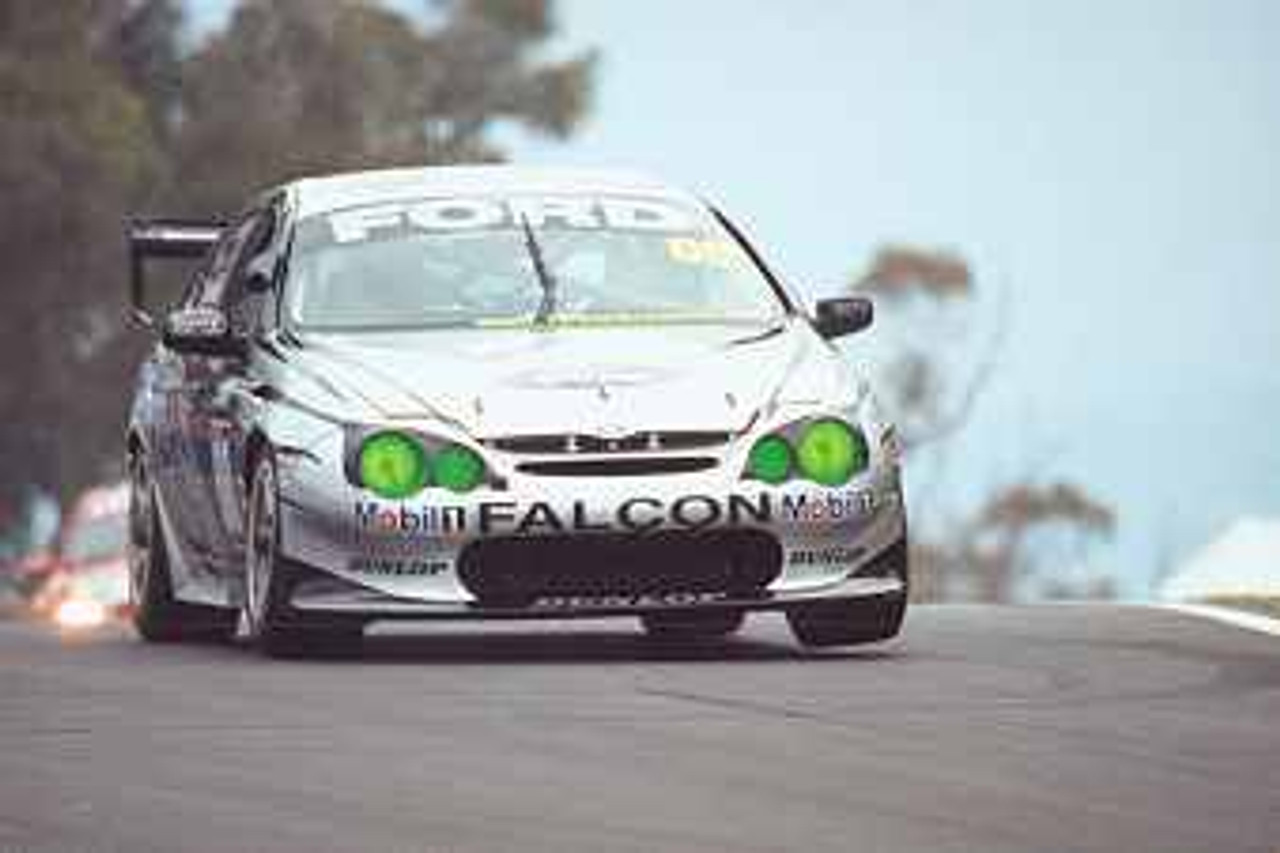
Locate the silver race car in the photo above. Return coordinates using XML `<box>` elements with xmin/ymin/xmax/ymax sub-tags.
<box><xmin>125</xmin><ymin>167</ymin><xmax>908</xmax><ymax>655</ymax></box>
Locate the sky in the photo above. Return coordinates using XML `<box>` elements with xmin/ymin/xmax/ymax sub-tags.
<box><xmin>190</xmin><ymin>0</ymin><xmax>1280</xmax><ymax>597</ymax></box>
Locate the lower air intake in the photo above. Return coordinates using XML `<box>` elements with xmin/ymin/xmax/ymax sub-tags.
<box><xmin>457</xmin><ymin>529</ymin><xmax>783</xmax><ymax>608</ymax></box>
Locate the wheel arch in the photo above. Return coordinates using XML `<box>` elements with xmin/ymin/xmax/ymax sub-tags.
<box><xmin>126</xmin><ymin>427</ymin><xmax>147</xmax><ymax>463</ymax></box>
<box><xmin>243</xmin><ymin>429</ymin><xmax>272</xmax><ymax>493</ymax></box>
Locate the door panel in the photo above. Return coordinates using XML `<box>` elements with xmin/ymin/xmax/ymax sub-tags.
<box><xmin>166</xmin><ymin>212</ymin><xmax>264</xmax><ymax>576</ymax></box>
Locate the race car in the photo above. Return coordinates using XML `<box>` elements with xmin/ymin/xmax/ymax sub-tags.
<box><xmin>125</xmin><ymin>166</ymin><xmax>908</xmax><ymax>655</ymax></box>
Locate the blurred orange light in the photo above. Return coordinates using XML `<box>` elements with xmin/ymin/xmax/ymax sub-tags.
<box><xmin>54</xmin><ymin>598</ymin><xmax>107</xmax><ymax>631</ymax></box>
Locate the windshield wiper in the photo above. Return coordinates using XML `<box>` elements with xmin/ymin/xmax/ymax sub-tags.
<box><xmin>519</xmin><ymin>214</ymin><xmax>558</xmax><ymax>327</ymax></box>
<box><xmin>728</xmin><ymin>317</ymin><xmax>789</xmax><ymax>346</ymax></box>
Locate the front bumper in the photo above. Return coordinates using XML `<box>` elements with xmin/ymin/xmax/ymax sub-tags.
<box><xmin>287</xmin><ymin>537</ymin><xmax>907</xmax><ymax>619</ymax></box>
<box><xmin>275</xmin><ymin>441</ymin><xmax>907</xmax><ymax>619</ymax></box>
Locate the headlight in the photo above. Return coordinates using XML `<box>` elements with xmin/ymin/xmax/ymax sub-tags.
<box><xmin>795</xmin><ymin>419</ymin><xmax>867</xmax><ymax>486</ymax></box>
<box><xmin>359</xmin><ymin>431</ymin><xmax>430</xmax><ymax>499</ymax></box>
<box><xmin>746</xmin><ymin>434</ymin><xmax>793</xmax><ymax>484</ymax></box>
<box><xmin>432</xmin><ymin>444</ymin><xmax>487</xmax><ymax>493</ymax></box>
<box><xmin>352</xmin><ymin>429</ymin><xmax>490</xmax><ymax>498</ymax></box>
<box><xmin>742</xmin><ymin>417</ymin><xmax>870</xmax><ymax>487</ymax></box>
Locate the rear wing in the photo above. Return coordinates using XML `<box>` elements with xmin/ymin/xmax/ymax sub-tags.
<box><xmin>127</xmin><ymin>219</ymin><xmax>224</xmax><ymax>325</ymax></box>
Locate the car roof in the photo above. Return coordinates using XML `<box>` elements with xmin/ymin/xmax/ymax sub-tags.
<box><xmin>287</xmin><ymin>166</ymin><xmax>701</xmax><ymax>219</ymax></box>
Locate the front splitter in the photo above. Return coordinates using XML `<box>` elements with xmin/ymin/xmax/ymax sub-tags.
<box><xmin>289</xmin><ymin>574</ymin><xmax>905</xmax><ymax>621</ymax></box>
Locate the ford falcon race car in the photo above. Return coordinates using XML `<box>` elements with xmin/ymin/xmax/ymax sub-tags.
<box><xmin>125</xmin><ymin>166</ymin><xmax>908</xmax><ymax>655</ymax></box>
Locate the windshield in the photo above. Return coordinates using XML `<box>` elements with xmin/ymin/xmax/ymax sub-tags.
<box><xmin>62</xmin><ymin>515</ymin><xmax>127</xmax><ymax>564</ymax></box>
<box><xmin>286</xmin><ymin>194</ymin><xmax>787</xmax><ymax>331</ymax></box>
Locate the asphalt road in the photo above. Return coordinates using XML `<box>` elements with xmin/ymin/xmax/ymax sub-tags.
<box><xmin>0</xmin><ymin>605</ymin><xmax>1276</xmax><ymax>853</ymax></box>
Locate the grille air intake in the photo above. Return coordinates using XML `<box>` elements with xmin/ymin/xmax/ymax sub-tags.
<box><xmin>457</xmin><ymin>529</ymin><xmax>783</xmax><ymax>608</ymax></box>
<box><xmin>515</xmin><ymin>457</ymin><xmax>717</xmax><ymax>477</ymax></box>
<box><xmin>488</xmin><ymin>431</ymin><xmax>731</xmax><ymax>455</ymax></box>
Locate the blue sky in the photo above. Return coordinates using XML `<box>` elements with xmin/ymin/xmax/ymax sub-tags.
<box><xmin>191</xmin><ymin>1</ymin><xmax>1280</xmax><ymax>596</ymax></box>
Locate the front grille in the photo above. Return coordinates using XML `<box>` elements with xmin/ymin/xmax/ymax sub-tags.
<box><xmin>515</xmin><ymin>457</ymin><xmax>717</xmax><ymax>477</ymax></box>
<box><xmin>486</xmin><ymin>431</ymin><xmax>731</xmax><ymax>455</ymax></box>
<box><xmin>457</xmin><ymin>529</ymin><xmax>783</xmax><ymax>608</ymax></box>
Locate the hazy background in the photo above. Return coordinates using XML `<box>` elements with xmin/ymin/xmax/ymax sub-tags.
<box><xmin>3</xmin><ymin>0</ymin><xmax>1277</xmax><ymax>601</ymax></box>
<box><xmin>189</xmin><ymin>0</ymin><xmax>1280</xmax><ymax>596</ymax></box>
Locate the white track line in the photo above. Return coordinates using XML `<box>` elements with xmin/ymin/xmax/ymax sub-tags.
<box><xmin>1153</xmin><ymin>603</ymin><xmax>1280</xmax><ymax>638</ymax></box>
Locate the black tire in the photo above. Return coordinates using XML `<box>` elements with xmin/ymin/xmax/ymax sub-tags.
<box><xmin>786</xmin><ymin>596</ymin><xmax>905</xmax><ymax>648</ymax></box>
<box><xmin>129</xmin><ymin>452</ymin><xmax>237</xmax><ymax>643</ymax></box>
<box><xmin>788</xmin><ymin>532</ymin><xmax>910</xmax><ymax>648</ymax></box>
<box><xmin>641</xmin><ymin>609</ymin><xmax>745</xmax><ymax>641</ymax></box>
<box><xmin>244</xmin><ymin>451</ymin><xmax>363</xmax><ymax>658</ymax></box>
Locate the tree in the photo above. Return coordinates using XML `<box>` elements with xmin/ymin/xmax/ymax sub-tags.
<box><xmin>108</xmin><ymin>0</ymin><xmax>185</xmax><ymax>149</ymax></box>
<box><xmin>0</xmin><ymin>0</ymin><xmax>163</xmax><ymax>507</ymax></box>
<box><xmin>950</xmin><ymin>481</ymin><xmax>1115</xmax><ymax>601</ymax></box>
<box><xmin>166</xmin><ymin>0</ymin><xmax>597</xmax><ymax>216</ymax></box>
<box><xmin>854</xmin><ymin>244</ymin><xmax>997</xmax><ymax>453</ymax></box>
<box><xmin>850</xmin><ymin>246</ymin><xmax>1115</xmax><ymax>601</ymax></box>
<box><xmin>0</xmin><ymin>0</ymin><xmax>596</xmax><ymax>523</ymax></box>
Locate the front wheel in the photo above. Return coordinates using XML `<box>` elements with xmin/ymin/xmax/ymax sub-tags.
<box><xmin>786</xmin><ymin>597</ymin><xmax>905</xmax><ymax>648</ymax></box>
<box><xmin>129</xmin><ymin>452</ymin><xmax>236</xmax><ymax>643</ymax></box>
<box><xmin>244</xmin><ymin>451</ymin><xmax>363</xmax><ymax>657</ymax></box>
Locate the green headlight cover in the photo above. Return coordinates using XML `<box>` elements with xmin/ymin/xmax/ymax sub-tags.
<box><xmin>795</xmin><ymin>419</ymin><xmax>868</xmax><ymax>486</ymax></box>
<box><xmin>433</xmin><ymin>444</ymin><xmax>486</xmax><ymax>493</ymax></box>
<box><xmin>747</xmin><ymin>434</ymin><xmax>793</xmax><ymax>484</ymax></box>
<box><xmin>359</xmin><ymin>431</ymin><xmax>428</xmax><ymax>499</ymax></box>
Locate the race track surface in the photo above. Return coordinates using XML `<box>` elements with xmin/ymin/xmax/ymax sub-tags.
<box><xmin>0</xmin><ymin>605</ymin><xmax>1276</xmax><ymax>853</ymax></box>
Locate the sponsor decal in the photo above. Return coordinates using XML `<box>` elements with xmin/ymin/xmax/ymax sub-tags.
<box><xmin>352</xmin><ymin>487</ymin><xmax>879</xmax><ymax>539</ymax></box>
<box><xmin>355</xmin><ymin>502</ymin><xmax>468</xmax><ymax>537</ymax></box>
<box><xmin>788</xmin><ymin>546</ymin><xmax>864</xmax><ymax>567</ymax></box>
<box><xmin>530</xmin><ymin>591</ymin><xmax>728</xmax><ymax>610</ymax></box>
<box><xmin>354</xmin><ymin>493</ymin><xmax>771</xmax><ymax>538</ymax></box>
<box><xmin>474</xmin><ymin>311</ymin><xmax>736</xmax><ymax>330</ymax></box>
<box><xmin>327</xmin><ymin>195</ymin><xmax>696</xmax><ymax>244</ymax></box>
<box><xmin>778</xmin><ymin>489</ymin><xmax>878</xmax><ymax>523</ymax></box>
<box><xmin>349</xmin><ymin>556</ymin><xmax>450</xmax><ymax>577</ymax></box>
<box><xmin>664</xmin><ymin>237</ymin><xmax>742</xmax><ymax>268</ymax></box>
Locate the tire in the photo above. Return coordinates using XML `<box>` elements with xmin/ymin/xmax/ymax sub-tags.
<box><xmin>786</xmin><ymin>596</ymin><xmax>905</xmax><ymax>648</ymax></box>
<box><xmin>788</xmin><ymin>533</ymin><xmax>909</xmax><ymax>648</ymax></box>
<box><xmin>244</xmin><ymin>451</ymin><xmax>363</xmax><ymax>658</ymax></box>
<box><xmin>129</xmin><ymin>452</ymin><xmax>237</xmax><ymax>643</ymax></box>
<box><xmin>641</xmin><ymin>609</ymin><xmax>745</xmax><ymax>641</ymax></box>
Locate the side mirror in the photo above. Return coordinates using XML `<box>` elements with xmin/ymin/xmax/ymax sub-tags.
<box><xmin>813</xmin><ymin>296</ymin><xmax>874</xmax><ymax>339</ymax></box>
<box><xmin>162</xmin><ymin>306</ymin><xmax>245</xmax><ymax>358</ymax></box>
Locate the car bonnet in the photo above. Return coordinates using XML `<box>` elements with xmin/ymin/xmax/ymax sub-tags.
<box><xmin>284</xmin><ymin>319</ymin><xmax>841</xmax><ymax>438</ymax></box>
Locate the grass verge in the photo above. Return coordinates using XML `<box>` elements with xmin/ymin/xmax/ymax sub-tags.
<box><xmin>1202</xmin><ymin>595</ymin><xmax>1280</xmax><ymax>621</ymax></box>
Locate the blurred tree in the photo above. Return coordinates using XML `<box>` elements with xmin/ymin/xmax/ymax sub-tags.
<box><xmin>851</xmin><ymin>246</ymin><xmax>1115</xmax><ymax>601</ymax></box>
<box><xmin>166</xmin><ymin>0</ymin><xmax>596</xmax><ymax>215</ymax></box>
<box><xmin>854</xmin><ymin>244</ymin><xmax>996</xmax><ymax>452</ymax></box>
<box><xmin>0</xmin><ymin>0</ymin><xmax>594</xmax><ymax>522</ymax></box>
<box><xmin>0</xmin><ymin>0</ymin><xmax>162</xmax><ymax>509</ymax></box>
<box><xmin>108</xmin><ymin>0</ymin><xmax>185</xmax><ymax>149</ymax></box>
<box><xmin>954</xmin><ymin>481</ymin><xmax>1116</xmax><ymax>601</ymax></box>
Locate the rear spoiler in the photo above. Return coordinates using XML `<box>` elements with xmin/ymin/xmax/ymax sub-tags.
<box><xmin>127</xmin><ymin>219</ymin><xmax>224</xmax><ymax>325</ymax></box>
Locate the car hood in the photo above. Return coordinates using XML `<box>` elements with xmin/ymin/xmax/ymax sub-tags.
<box><xmin>288</xmin><ymin>319</ymin><xmax>843</xmax><ymax>437</ymax></box>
